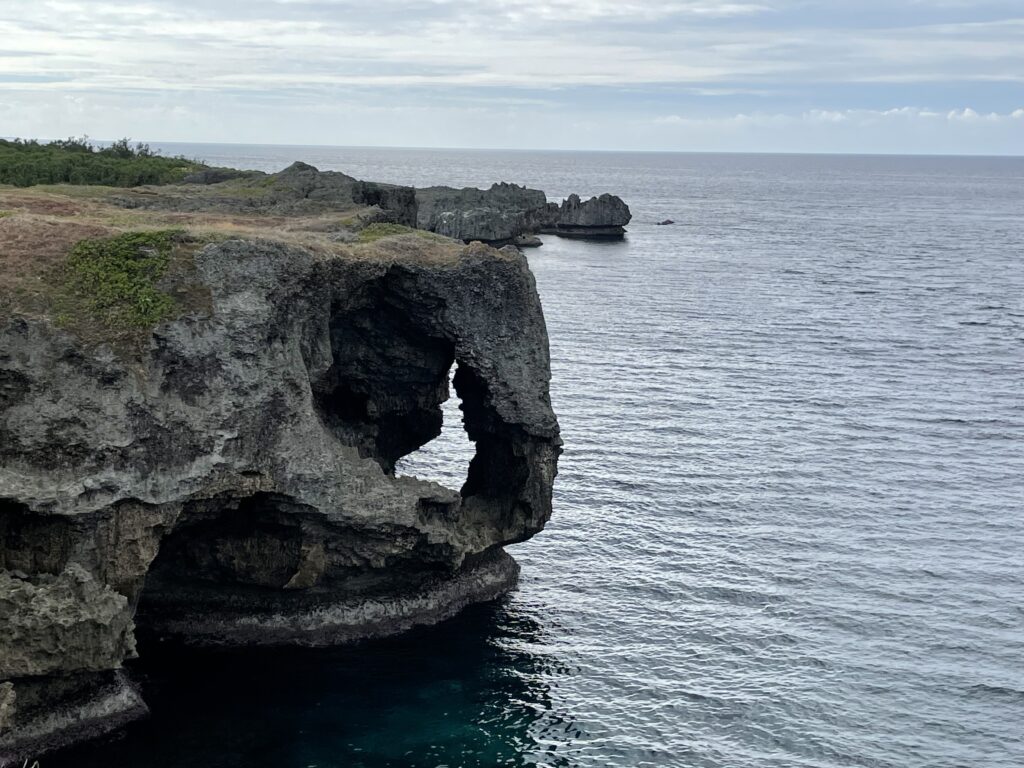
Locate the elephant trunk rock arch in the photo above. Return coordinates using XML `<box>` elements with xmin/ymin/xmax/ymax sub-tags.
<box><xmin>0</xmin><ymin>239</ymin><xmax>560</xmax><ymax>758</ymax></box>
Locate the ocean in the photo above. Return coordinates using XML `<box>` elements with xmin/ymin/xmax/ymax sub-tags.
<box><xmin>51</xmin><ymin>147</ymin><xmax>1024</xmax><ymax>767</ymax></box>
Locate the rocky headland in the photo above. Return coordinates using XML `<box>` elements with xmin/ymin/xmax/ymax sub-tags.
<box><xmin>105</xmin><ymin>162</ymin><xmax>632</xmax><ymax>246</ymax></box>
<box><xmin>0</xmin><ymin>170</ymin><xmax>566</xmax><ymax>758</ymax></box>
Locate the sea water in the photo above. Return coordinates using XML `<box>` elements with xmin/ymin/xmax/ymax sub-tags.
<box><xmin>51</xmin><ymin>148</ymin><xmax>1024</xmax><ymax>768</ymax></box>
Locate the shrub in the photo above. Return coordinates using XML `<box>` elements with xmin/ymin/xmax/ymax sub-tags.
<box><xmin>61</xmin><ymin>230</ymin><xmax>184</xmax><ymax>329</ymax></box>
<box><xmin>0</xmin><ymin>137</ymin><xmax>206</xmax><ymax>188</ymax></box>
<box><xmin>357</xmin><ymin>223</ymin><xmax>417</xmax><ymax>243</ymax></box>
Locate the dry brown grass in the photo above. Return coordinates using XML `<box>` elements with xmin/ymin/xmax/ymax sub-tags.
<box><xmin>0</xmin><ymin>214</ymin><xmax>114</xmax><ymax>317</ymax></box>
<box><xmin>0</xmin><ymin>184</ymin><xmax>508</xmax><ymax>324</ymax></box>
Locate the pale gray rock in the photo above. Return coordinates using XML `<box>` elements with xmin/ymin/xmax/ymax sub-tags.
<box><xmin>0</xmin><ymin>566</ymin><xmax>136</xmax><ymax>680</ymax></box>
<box><xmin>433</xmin><ymin>208</ymin><xmax>524</xmax><ymax>243</ymax></box>
<box><xmin>542</xmin><ymin>193</ymin><xmax>633</xmax><ymax>238</ymax></box>
<box><xmin>0</xmin><ymin>683</ymin><xmax>13</xmax><ymax>733</ymax></box>
<box><xmin>515</xmin><ymin>235</ymin><xmax>544</xmax><ymax>248</ymax></box>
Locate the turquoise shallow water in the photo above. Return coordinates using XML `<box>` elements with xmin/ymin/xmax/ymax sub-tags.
<box><xmin>51</xmin><ymin>148</ymin><xmax>1024</xmax><ymax>767</ymax></box>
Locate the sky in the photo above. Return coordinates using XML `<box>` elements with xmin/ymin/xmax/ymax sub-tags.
<box><xmin>1</xmin><ymin>0</ymin><xmax>1022</xmax><ymax>154</ymax></box>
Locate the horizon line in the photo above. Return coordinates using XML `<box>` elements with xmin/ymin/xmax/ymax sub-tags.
<box><xmin>5</xmin><ymin>136</ymin><xmax>1023</xmax><ymax>160</ymax></box>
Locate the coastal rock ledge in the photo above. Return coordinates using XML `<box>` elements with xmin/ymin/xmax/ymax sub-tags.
<box><xmin>0</xmin><ymin>239</ymin><xmax>560</xmax><ymax>759</ymax></box>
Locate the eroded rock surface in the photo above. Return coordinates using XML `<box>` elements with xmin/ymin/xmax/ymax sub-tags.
<box><xmin>0</xmin><ymin>237</ymin><xmax>560</xmax><ymax>758</ymax></box>
<box><xmin>417</xmin><ymin>183</ymin><xmax>631</xmax><ymax>244</ymax></box>
<box><xmin>543</xmin><ymin>193</ymin><xmax>633</xmax><ymax>238</ymax></box>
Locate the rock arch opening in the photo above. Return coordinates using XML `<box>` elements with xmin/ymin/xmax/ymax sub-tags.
<box><xmin>394</xmin><ymin>364</ymin><xmax>476</xmax><ymax>490</ymax></box>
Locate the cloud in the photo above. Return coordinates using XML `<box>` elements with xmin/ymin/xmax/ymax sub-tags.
<box><xmin>0</xmin><ymin>0</ymin><xmax>1022</xmax><ymax>152</ymax></box>
<box><xmin>653</xmin><ymin>106</ymin><xmax>1024</xmax><ymax>127</ymax></box>
<box><xmin>3</xmin><ymin>0</ymin><xmax>1023</xmax><ymax>93</ymax></box>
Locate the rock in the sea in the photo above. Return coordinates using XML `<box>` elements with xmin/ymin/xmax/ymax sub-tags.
<box><xmin>657</xmin><ymin>219</ymin><xmax>675</xmax><ymax>226</ymax></box>
<box><xmin>542</xmin><ymin>193</ymin><xmax>632</xmax><ymax>238</ymax></box>
<box><xmin>416</xmin><ymin>183</ymin><xmax>631</xmax><ymax>243</ymax></box>
<box><xmin>515</xmin><ymin>235</ymin><xmax>543</xmax><ymax>248</ymax></box>
<box><xmin>0</xmin><ymin>238</ymin><xmax>560</xmax><ymax>758</ymax></box>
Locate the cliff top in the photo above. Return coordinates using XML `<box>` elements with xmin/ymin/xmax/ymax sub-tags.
<box><xmin>0</xmin><ymin>183</ymin><xmax>512</xmax><ymax>350</ymax></box>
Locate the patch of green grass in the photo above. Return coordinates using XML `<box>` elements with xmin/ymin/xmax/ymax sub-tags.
<box><xmin>357</xmin><ymin>223</ymin><xmax>416</xmax><ymax>242</ymax></box>
<box><xmin>357</xmin><ymin>222</ymin><xmax>451</xmax><ymax>244</ymax></box>
<box><xmin>0</xmin><ymin>210</ymin><xmax>11</xmax><ymax>218</ymax></box>
<box><xmin>59</xmin><ymin>230</ymin><xmax>184</xmax><ymax>330</ymax></box>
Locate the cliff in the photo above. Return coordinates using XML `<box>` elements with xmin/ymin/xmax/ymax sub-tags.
<box><xmin>0</xmin><ymin>187</ymin><xmax>560</xmax><ymax>759</ymax></box>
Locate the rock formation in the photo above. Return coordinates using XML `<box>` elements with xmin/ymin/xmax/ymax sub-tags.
<box><xmin>111</xmin><ymin>166</ymin><xmax>631</xmax><ymax>246</ymax></box>
<box><xmin>415</xmin><ymin>183</ymin><xmax>548</xmax><ymax>245</ymax></box>
<box><xmin>540</xmin><ymin>194</ymin><xmax>633</xmax><ymax>238</ymax></box>
<box><xmin>416</xmin><ymin>183</ymin><xmax>631</xmax><ymax>244</ymax></box>
<box><xmin>0</xmin><ymin>232</ymin><xmax>560</xmax><ymax>758</ymax></box>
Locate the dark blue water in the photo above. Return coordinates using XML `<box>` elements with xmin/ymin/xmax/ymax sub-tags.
<box><xmin>56</xmin><ymin>147</ymin><xmax>1024</xmax><ymax>767</ymax></box>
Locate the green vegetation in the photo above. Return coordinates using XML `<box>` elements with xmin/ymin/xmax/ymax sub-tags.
<box><xmin>0</xmin><ymin>137</ymin><xmax>207</xmax><ymax>188</ymax></box>
<box><xmin>357</xmin><ymin>222</ymin><xmax>449</xmax><ymax>244</ymax></box>
<box><xmin>357</xmin><ymin>223</ymin><xmax>416</xmax><ymax>242</ymax></box>
<box><xmin>60</xmin><ymin>230</ymin><xmax>185</xmax><ymax>330</ymax></box>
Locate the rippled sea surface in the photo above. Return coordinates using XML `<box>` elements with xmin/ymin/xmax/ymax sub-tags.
<box><xmin>54</xmin><ymin>148</ymin><xmax>1024</xmax><ymax>768</ymax></box>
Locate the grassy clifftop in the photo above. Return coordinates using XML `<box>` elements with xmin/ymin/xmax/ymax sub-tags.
<box><xmin>0</xmin><ymin>137</ymin><xmax>207</xmax><ymax>188</ymax></box>
<box><xmin>0</xmin><ymin>143</ymin><xmax>496</xmax><ymax>350</ymax></box>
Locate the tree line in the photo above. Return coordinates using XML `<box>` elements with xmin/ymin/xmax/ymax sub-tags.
<box><xmin>0</xmin><ymin>137</ymin><xmax>206</xmax><ymax>187</ymax></box>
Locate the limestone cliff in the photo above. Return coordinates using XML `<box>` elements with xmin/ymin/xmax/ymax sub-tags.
<box><xmin>0</xmin><ymin>226</ymin><xmax>560</xmax><ymax>758</ymax></box>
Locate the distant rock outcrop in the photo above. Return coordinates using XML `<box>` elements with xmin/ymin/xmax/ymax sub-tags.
<box><xmin>416</xmin><ymin>183</ymin><xmax>631</xmax><ymax>244</ymax></box>
<box><xmin>541</xmin><ymin>194</ymin><xmax>632</xmax><ymax>238</ymax></box>
<box><xmin>115</xmin><ymin>162</ymin><xmax>631</xmax><ymax>245</ymax></box>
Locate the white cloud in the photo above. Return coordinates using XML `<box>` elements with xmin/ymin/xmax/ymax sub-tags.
<box><xmin>653</xmin><ymin>107</ymin><xmax>1024</xmax><ymax>128</ymax></box>
<box><xmin>1</xmin><ymin>0</ymin><xmax>1023</xmax><ymax>93</ymax></box>
<box><xmin>0</xmin><ymin>1</ymin><xmax>1022</xmax><ymax>152</ymax></box>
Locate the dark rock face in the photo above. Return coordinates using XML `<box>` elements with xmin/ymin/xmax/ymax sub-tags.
<box><xmin>416</xmin><ymin>183</ymin><xmax>548</xmax><ymax>244</ymax></box>
<box><xmin>416</xmin><ymin>183</ymin><xmax>632</xmax><ymax>243</ymax></box>
<box><xmin>0</xmin><ymin>241</ymin><xmax>560</xmax><ymax>759</ymax></box>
